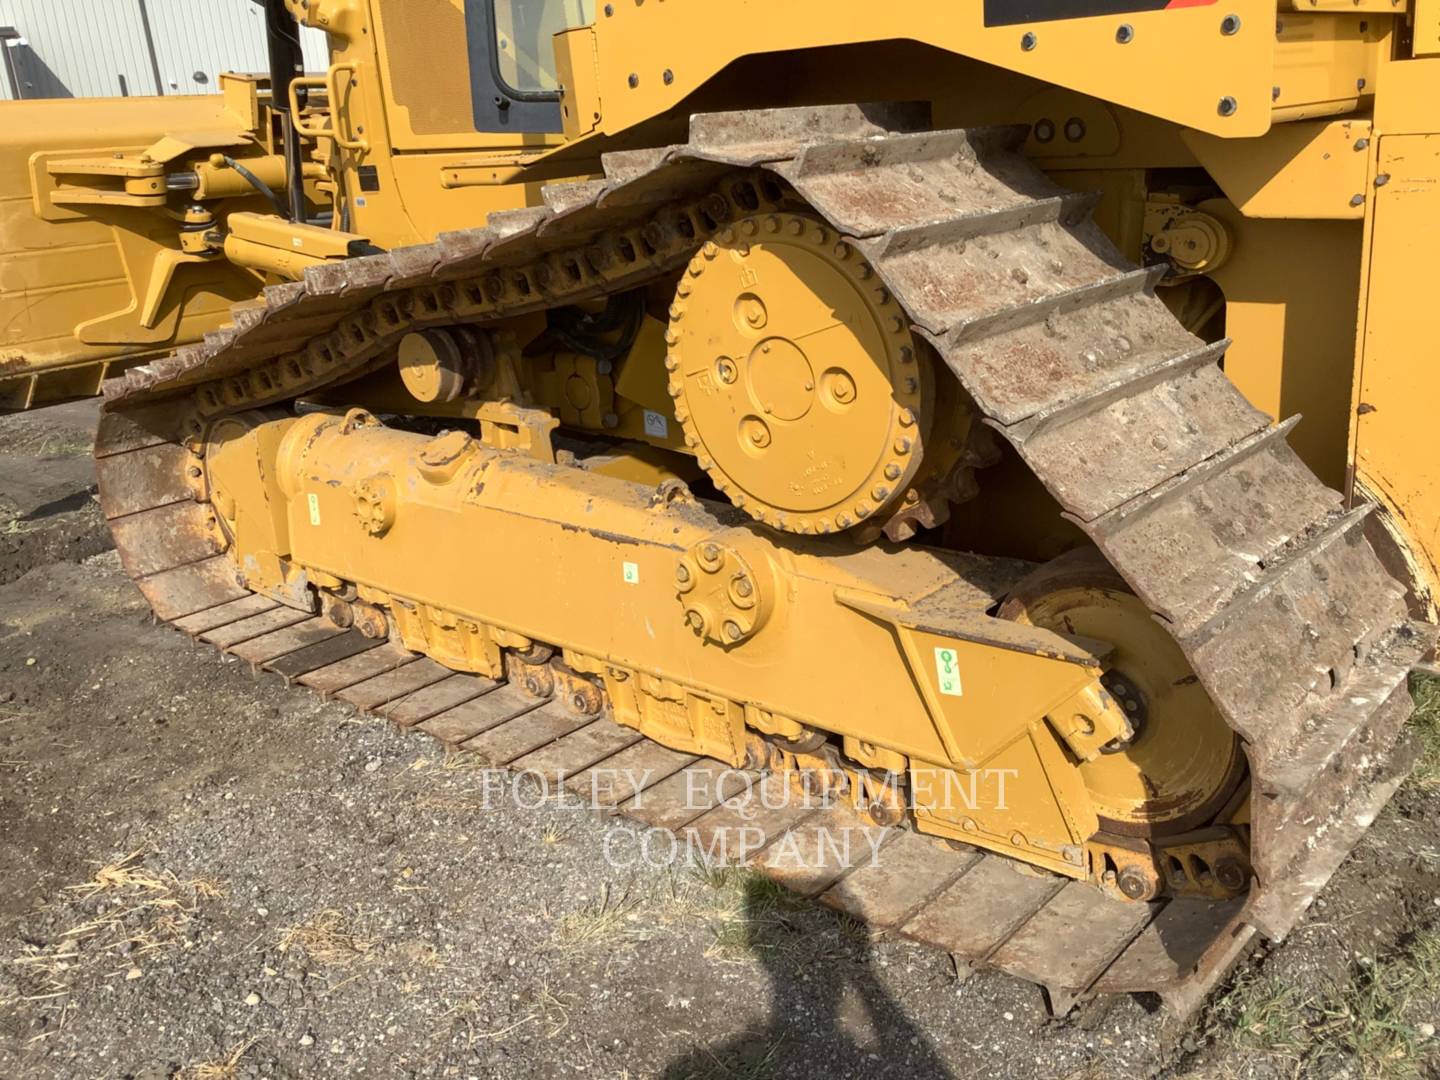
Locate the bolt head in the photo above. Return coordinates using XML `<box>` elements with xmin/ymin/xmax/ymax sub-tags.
<box><xmin>1117</xmin><ymin>868</ymin><xmax>1152</xmax><ymax>900</ymax></box>
<box><xmin>1214</xmin><ymin>859</ymin><xmax>1248</xmax><ymax>891</ymax></box>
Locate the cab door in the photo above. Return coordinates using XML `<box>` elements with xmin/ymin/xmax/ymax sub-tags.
<box><xmin>334</xmin><ymin>0</ymin><xmax>593</xmax><ymax>246</ymax></box>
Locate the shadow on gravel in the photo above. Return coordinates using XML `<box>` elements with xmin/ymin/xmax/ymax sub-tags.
<box><xmin>20</xmin><ymin>485</ymin><xmax>96</xmax><ymax>521</ymax></box>
<box><xmin>661</xmin><ymin>876</ymin><xmax>954</xmax><ymax>1079</ymax></box>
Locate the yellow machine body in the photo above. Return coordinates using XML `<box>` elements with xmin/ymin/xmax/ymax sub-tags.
<box><xmin>11</xmin><ymin>0</ymin><xmax>1440</xmax><ymax>1006</ymax></box>
<box><xmin>3</xmin><ymin>2</ymin><xmax>1435</xmax><ymax>608</ymax></box>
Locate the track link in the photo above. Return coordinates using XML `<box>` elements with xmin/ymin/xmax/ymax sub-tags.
<box><xmin>95</xmin><ymin>104</ymin><xmax>1433</xmax><ymax>1014</ymax></box>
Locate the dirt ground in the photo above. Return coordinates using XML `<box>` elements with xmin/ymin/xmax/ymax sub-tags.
<box><xmin>2</xmin><ymin>401</ymin><xmax>1440</xmax><ymax>1080</ymax></box>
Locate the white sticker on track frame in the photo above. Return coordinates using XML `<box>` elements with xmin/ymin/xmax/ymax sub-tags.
<box><xmin>934</xmin><ymin>646</ymin><xmax>963</xmax><ymax>697</ymax></box>
<box><xmin>307</xmin><ymin>493</ymin><xmax>321</xmax><ymax>527</ymax></box>
<box><xmin>623</xmin><ymin>561</ymin><xmax>641</xmax><ymax>585</ymax></box>
<box><xmin>643</xmin><ymin>410</ymin><xmax>669</xmax><ymax>438</ymax></box>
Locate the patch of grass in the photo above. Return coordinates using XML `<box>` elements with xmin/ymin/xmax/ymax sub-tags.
<box><xmin>175</xmin><ymin>1037</ymin><xmax>260</xmax><ymax>1080</ymax></box>
<box><xmin>442</xmin><ymin>981</ymin><xmax>572</xmax><ymax>1044</ymax></box>
<box><xmin>683</xmin><ymin>865</ymin><xmax>806</xmax><ymax>918</ymax></box>
<box><xmin>57</xmin><ymin>848</ymin><xmax>225</xmax><ymax>954</ymax></box>
<box><xmin>1213</xmin><ymin>931</ymin><xmax>1440</xmax><ymax>1079</ymax></box>
<box><xmin>704</xmin><ymin>917</ymin><xmax>766</xmax><ymax>962</ymax></box>
<box><xmin>35</xmin><ymin>434</ymin><xmax>92</xmax><ymax>458</ymax></box>
<box><xmin>277</xmin><ymin>909</ymin><xmax>374</xmax><ymax>969</ymax></box>
<box><xmin>551</xmin><ymin>883</ymin><xmax>646</xmax><ymax>947</ymax></box>
<box><xmin>67</xmin><ymin>847</ymin><xmax>172</xmax><ymax>896</ymax></box>
<box><xmin>4</xmin><ymin>849</ymin><xmax>225</xmax><ymax>1039</ymax></box>
<box><xmin>1325</xmin><ymin>931</ymin><xmax>1440</xmax><ymax>1078</ymax></box>
<box><xmin>670</xmin><ymin>1035</ymin><xmax>786</xmax><ymax>1080</ymax></box>
<box><xmin>831</xmin><ymin>911</ymin><xmax>872</xmax><ymax>948</ymax></box>
<box><xmin>668</xmin><ymin>868</ymin><xmax>814</xmax><ymax>963</ymax></box>
<box><xmin>540</xmin><ymin>819</ymin><xmax>573</xmax><ymax>846</ymax></box>
<box><xmin>1219</xmin><ymin>973</ymin><xmax>1312</xmax><ymax>1063</ymax></box>
<box><xmin>1408</xmin><ymin>675</ymin><xmax>1440</xmax><ymax>788</ymax></box>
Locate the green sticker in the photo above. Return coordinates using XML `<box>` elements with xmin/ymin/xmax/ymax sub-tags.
<box><xmin>934</xmin><ymin>646</ymin><xmax>963</xmax><ymax>697</ymax></box>
<box><xmin>622</xmin><ymin>561</ymin><xmax>640</xmax><ymax>585</ymax></box>
<box><xmin>307</xmin><ymin>493</ymin><xmax>321</xmax><ymax>527</ymax></box>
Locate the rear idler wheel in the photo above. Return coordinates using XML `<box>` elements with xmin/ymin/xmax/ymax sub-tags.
<box><xmin>1000</xmin><ymin>548</ymin><xmax>1249</xmax><ymax>901</ymax></box>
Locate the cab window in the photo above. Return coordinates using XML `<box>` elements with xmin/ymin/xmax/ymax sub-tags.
<box><xmin>492</xmin><ymin>0</ymin><xmax>594</xmax><ymax>95</ymax></box>
<box><xmin>466</xmin><ymin>0</ymin><xmax>593</xmax><ymax>131</ymax></box>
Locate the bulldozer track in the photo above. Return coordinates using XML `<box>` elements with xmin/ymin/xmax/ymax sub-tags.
<box><xmin>94</xmin><ymin>104</ymin><xmax>1433</xmax><ymax>1015</ymax></box>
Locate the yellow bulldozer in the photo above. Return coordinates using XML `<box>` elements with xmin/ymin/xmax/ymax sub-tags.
<box><xmin>2</xmin><ymin>0</ymin><xmax>1436</xmax><ymax>1013</ymax></box>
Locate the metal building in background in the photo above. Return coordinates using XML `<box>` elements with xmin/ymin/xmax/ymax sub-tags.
<box><xmin>0</xmin><ymin>0</ymin><xmax>327</xmax><ymax>101</ymax></box>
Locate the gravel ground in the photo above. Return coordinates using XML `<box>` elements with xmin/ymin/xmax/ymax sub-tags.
<box><xmin>1</xmin><ymin>401</ymin><xmax>1439</xmax><ymax>1080</ymax></box>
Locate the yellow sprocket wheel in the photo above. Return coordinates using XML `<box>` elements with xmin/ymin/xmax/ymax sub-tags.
<box><xmin>665</xmin><ymin>213</ymin><xmax>930</xmax><ymax>534</ymax></box>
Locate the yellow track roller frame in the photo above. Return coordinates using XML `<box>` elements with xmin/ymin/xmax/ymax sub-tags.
<box><xmin>202</xmin><ymin>407</ymin><xmax>1242</xmax><ymax>898</ymax></box>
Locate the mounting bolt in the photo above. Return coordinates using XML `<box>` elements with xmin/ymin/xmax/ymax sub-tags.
<box><xmin>1220</xmin><ymin>13</ymin><xmax>1241</xmax><ymax>35</ymax></box>
<box><xmin>1217</xmin><ymin>96</ymin><xmax>1238</xmax><ymax>117</ymax></box>
<box><xmin>662</xmin><ymin>69</ymin><xmax>674</xmax><ymax>85</ymax></box>
<box><xmin>1350</xmin><ymin>193</ymin><xmax>1366</xmax><ymax>207</ymax></box>
<box><xmin>1375</xmin><ymin>173</ymin><xmax>1390</xmax><ymax>187</ymax></box>
<box><xmin>1020</xmin><ymin>31</ymin><xmax>1037</xmax><ymax>51</ymax></box>
<box><xmin>1115</xmin><ymin>23</ymin><xmax>1134</xmax><ymax>43</ymax></box>
<box><xmin>1117</xmin><ymin>867</ymin><xmax>1154</xmax><ymax>901</ymax></box>
<box><xmin>627</xmin><ymin>73</ymin><xmax>639</xmax><ymax>89</ymax></box>
<box><xmin>1214</xmin><ymin>858</ymin><xmax>1248</xmax><ymax>892</ymax></box>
